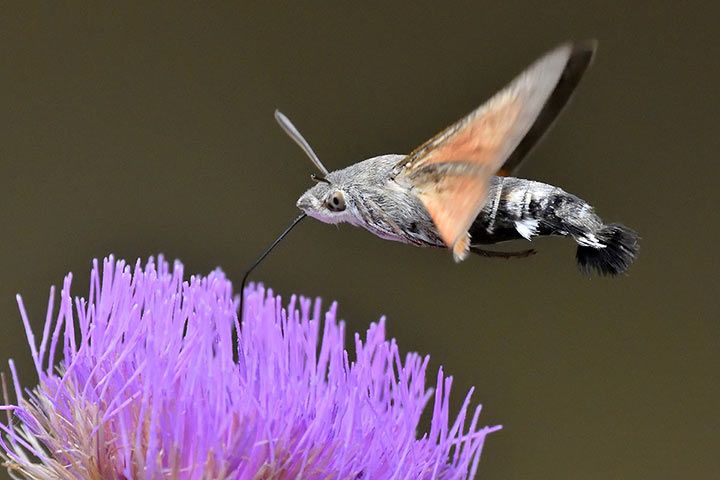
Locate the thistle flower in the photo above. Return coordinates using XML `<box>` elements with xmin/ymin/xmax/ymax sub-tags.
<box><xmin>1</xmin><ymin>256</ymin><xmax>500</xmax><ymax>479</ymax></box>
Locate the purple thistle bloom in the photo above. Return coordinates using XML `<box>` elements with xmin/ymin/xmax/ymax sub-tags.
<box><xmin>1</xmin><ymin>256</ymin><xmax>500</xmax><ymax>479</ymax></box>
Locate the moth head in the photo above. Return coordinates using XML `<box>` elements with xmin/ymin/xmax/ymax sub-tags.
<box><xmin>274</xmin><ymin>110</ymin><xmax>359</xmax><ymax>224</ymax></box>
<box><xmin>296</xmin><ymin>175</ymin><xmax>352</xmax><ymax>224</ymax></box>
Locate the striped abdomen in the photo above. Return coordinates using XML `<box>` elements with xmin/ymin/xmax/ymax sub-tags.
<box><xmin>469</xmin><ymin>176</ymin><xmax>639</xmax><ymax>275</ymax></box>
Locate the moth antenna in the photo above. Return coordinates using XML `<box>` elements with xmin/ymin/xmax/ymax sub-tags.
<box><xmin>274</xmin><ymin>110</ymin><xmax>330</xmax><ymax>175</ymax></box>
<box><xmin>238</xmin><ymin>213</ymin><xmax>306</xmax><ymax>322</ymax></box>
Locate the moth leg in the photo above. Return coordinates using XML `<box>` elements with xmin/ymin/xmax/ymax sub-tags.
<box><xmin>469</xmin><ymin>246</ymin><xmax>537</xmax><ymax>259</ymax></box>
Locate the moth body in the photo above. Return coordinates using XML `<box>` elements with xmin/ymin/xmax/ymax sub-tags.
<box><xmin>297</xmin><ymin>156</ymin><xmax>638</xmax><ymax>275</ymax></box>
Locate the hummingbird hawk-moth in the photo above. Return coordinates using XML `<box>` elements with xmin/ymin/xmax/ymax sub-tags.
<box><xmin>241</xmin><ymin>40</ymin><xmax>638</xmax><ymax>307</ymax></box>
<box><xmin>276</xmin><ymin>41</ymin><xmax>638</xmax><ymax>277</ymax></box>
<box><xmin>238</xmin><ymin>41</ymin><xmax>639</xmax><ymax>317</ymax></box>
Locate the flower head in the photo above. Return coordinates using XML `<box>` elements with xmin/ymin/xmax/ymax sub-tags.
<box><xmin>1</xmin><ymin>256</ymin><xmax>500</xmax><ymax>479</ymax></box>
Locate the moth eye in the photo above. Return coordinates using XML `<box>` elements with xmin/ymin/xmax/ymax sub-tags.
<box><xmin>326</xmin><ymin>191</ymin><xmax>346</xmax><ymax>212</ymax></box>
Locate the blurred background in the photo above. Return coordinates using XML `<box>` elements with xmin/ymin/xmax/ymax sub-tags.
<box><xmin>1</xmin><ymin>2</ymin><xmax>718</xmax><ymax>479</ymax></box>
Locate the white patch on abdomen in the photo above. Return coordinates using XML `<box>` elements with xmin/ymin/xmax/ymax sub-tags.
<box><xmin>514</xmin><ymin>219</ymin><xmax>539</xmax><ymax>240</ymax></box>
<box><xmin>576</xmin><ymin>234</ymin><xmax>605</xmax><ymax>249</ymax></box>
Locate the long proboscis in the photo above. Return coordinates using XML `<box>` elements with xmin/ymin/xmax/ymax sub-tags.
<box><xmin>238</xmin><ymin>213</ymin><xmax>307</xmax><ymax>322</ymax></box>
<box><xmin>274</xmin><ymin>110</ymin><xmax>330</xmax><ymax>175</ymax></box>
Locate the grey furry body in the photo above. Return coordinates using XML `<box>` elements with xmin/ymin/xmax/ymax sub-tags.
<box><xmin>298</xmin><ymin>154</ymin><xmax>605</xmax><ymax>252</ymax></box>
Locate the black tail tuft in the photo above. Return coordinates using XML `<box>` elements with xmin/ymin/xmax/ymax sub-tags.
<box><xmin>576</xmin><ymin>223</ymin><xmax>639</xmax><ymax>276</ymax></box>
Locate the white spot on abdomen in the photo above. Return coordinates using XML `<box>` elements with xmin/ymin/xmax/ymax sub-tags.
<box><xmin>515</xmin><ymin>219</ymin><xmax>539</xmax><ymax>240</ymax></box>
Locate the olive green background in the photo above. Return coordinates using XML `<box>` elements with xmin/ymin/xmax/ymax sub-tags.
<box><xmin>1</xmin><ymin>3</ymin><xmax>717</xmax><ymax>479</ymax></box>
